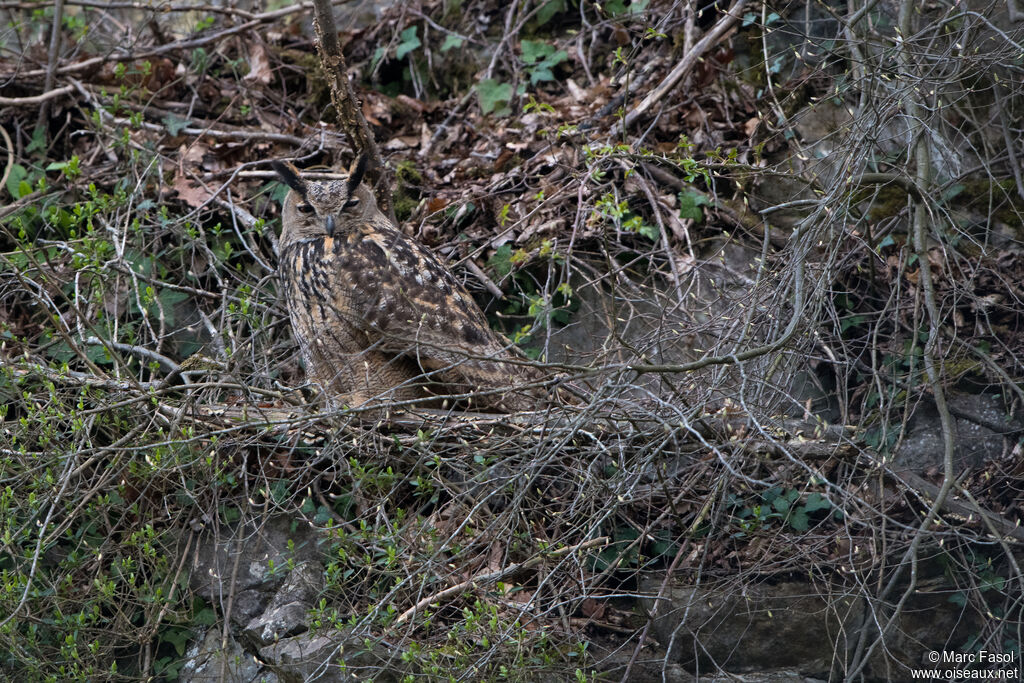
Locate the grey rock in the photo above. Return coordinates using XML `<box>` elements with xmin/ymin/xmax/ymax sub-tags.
<box><xmin>259</xmin><ymin>631</ymin><xmax>408</xmax><ymax>683</ymax></box>
<box><xmin>894</xmin><ymin>392</ymin><xmax>1021</xmax><ymax>471</ymax></box>
<box><xmin>641</xmin><ymin>576</ymin><xmax>982</xmax><ymax>679</ymax></box>
<box><xmin>244</xmin><ymin>561</ymin><xmax>325</xmax><ymax>646</ymax></box>
<box><xmin>179</xmin><ymin>627</ymin><xmax>263</xmax><ymax>683</ymax></box>
<box><xmin>189</xmin><ymin>515</ymin><xmax>322</xmax><ymax>604</ymax></box>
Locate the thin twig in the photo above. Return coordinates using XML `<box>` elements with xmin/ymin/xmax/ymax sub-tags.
<box><xmin>0</xmin><ymin>84</ymin><xmax>76</xmax><ymax>107</ymax></box>
<box><xmin>619</xmin><ymin>0</ymin><xmax>749</xmax><ymax>132</ymax></box>
<box><xmin>393</xmin><ymin>536</ymin><xmax>608</xmax><ymax>626</ymax></box>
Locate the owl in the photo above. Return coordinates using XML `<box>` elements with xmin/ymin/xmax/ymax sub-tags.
<box><xmin>271</xmin><ymin>156</ymin><xmax>553</xmax><ymax>413</ymax></box>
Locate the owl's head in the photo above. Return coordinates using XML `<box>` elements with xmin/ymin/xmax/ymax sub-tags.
<box><xmin>271</xmin><ymin>155</ymin><xmax>381</xmax><ymax>248</ymax></box>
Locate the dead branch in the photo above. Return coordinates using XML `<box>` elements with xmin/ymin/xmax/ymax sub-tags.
<box><xmin>393</xmin><ymin>536</ymin><xmax>609</xmax><ymax>627</ymax></box>
<box><xmin>0</xmin><ymin>84</ymin><xmax>76</xmax><ymax>107</ymax></box>
<box><xmin>619</xmin><ymin>0</ymin><xmax>749</xmax><ymax>132</ymax></box>
<box><xmin>310</xmin><ymin>0</ymin><xmax>396</xmax><ymax>224</ymax></box>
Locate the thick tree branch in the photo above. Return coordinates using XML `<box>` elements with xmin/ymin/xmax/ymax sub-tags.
<box><xmin>310</xmin><ymin>0</ymin><xmax>396</xmax><ymax>225</ymax></box>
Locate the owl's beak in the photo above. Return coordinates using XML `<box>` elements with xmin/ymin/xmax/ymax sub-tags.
<box><xmin>325</xmin><ymin>215</ymin><xmax>336</xmax><ymax>238</ymax></box>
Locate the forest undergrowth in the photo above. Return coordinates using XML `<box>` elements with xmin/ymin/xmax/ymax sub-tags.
<box><xmin>1</xmin><ymin>0</ymin><xmax>1023</xmax><ymax>679</ymax></box>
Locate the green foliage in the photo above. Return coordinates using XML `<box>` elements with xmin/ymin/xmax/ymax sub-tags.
<box><xmin>678</xmin><ymin>188</ymin><xmax>713</xmax><ymax>222</ymax></box>
<box><xmin>520</xmin><ymin>40</ymin><xmax>568</xmax><ymax>84</ymax></box>
<box><xmin>535</xmin><ymin>0</ymin><xmax>567</xmax><ymax>25</ymax></box>
<box><xmin>602</xmin><ymin>0</ymin><xmax>650</xmax><ymax>16</ymax></box>
<box><xmin>440</xmin><ymin>34</ymin><xmax>464</xmax><ymax>51</ymax></box>
<box><xmin>729</xmin><ymin>487</ymin><xmax>839</xmax><ymax>536</ymax></box>
<box><xmin>396</xmin><ymin>26</ymin><xmax>421</xmax><ymax>60</ymax></box>
<box><xmin>477</xmin><ymin>78</ymin><xmax>514</xmax><ymax>116</ymax></box>
<box><xmin>489</xmin><ymin>243</ymin><xmax>515</xmax><ymax>278</ymax></box>
<box><xmin>595</xmin><ymin>192</ymin><xmax>658</xmax><ymax>240</ymax></box>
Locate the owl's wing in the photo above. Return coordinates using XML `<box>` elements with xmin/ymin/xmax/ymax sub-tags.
<box><xmin>344</xmin><ymin>227</ymin><xmax>549</xmax><ymax>405</ymax></box>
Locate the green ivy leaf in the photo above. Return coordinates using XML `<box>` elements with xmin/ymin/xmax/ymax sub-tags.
<box><xmin>638</xmin><ymin>222</ymin><xmax>659</xmax><ymax>240</ymax></box>
<box><xmin>536</xmin><ymin>0</ymin><xmax>566</xmax><ymax>25</ymax></box>
<box><xmin>678</xmin><ymin>189</ymin><xmax>713</xmax><ymax>221</ymax></box>
<box><xmin>803</xmin><ymin>493</ymin><xmax>832</xmax><ymax>512</ymax></box>
<box><xmin>521</xmin><ymin>40</ymin><xmax>555</xmax><ymax>64</ymax></box>
<box><xmin>162</xmin><ymin>114</ymin><xmax>192</xmax><ymax>136</ymax></box>
<box><xmin>489</xmin><ymin>243</ymin><xmax>513</xmax><ymax>278</ymax></box>
<box><xmin>160</xmin><ymin>626</ymin><xmax>191</xmax><ymax>656</ymax></box>
<box><xmin>477</xmin><ymin>79</ymin><xmax>513</xmax><ymax>116</ymax></box>
<box><xmin>6</xmin><ymin>163</ymin><xmax>27</xmax><ymax>198</ymax></box>
<box><xmin>788</xmin><ymin>510</ymin><xmax>809</xmax><ymax>531</ymax></box>
<box><xmin>396</xmin><ymin>26</ymin><xmax>421</xmax><ymax>60</ymax></box>
<box><xmin>440</xmin><ymin>34</ymin><xmax>464</xmax><ymax>52</ymax></box>
<box><xmin>604</xmin><ymin>0</ymin><xmax>628</xmax><ymax>15</ymax></box>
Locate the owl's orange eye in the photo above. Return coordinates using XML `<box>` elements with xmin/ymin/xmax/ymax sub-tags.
<box><xmin>297</xmin><ymin>204</ymin><xmax>314</xmax><ymax>214</ymax></box>
<box><xmin>343</xmin><ymin>197</ymin><xmax>360</xmax><ymax>210</ymax></box>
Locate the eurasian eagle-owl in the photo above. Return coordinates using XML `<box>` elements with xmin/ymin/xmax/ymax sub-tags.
<box><xmin>271</xmin><ymin>156</ymin><xmax>552</xmax><ymax>412</ymax></box>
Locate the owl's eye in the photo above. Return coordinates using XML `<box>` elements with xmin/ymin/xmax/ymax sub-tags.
<box><xmin>342</xmin><ymin>197</ymin><xmax>360</xmax><ymax>210</ymax></box>
<box><xmin>297</xmin><ymin>204</ymin><xmax>315</xmax><ymax>214</ymax></box>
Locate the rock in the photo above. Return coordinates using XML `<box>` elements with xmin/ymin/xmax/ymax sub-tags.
<box><xmin>894</xmin><ymin>392</ymin><xmax>1022</xmax><ymax>471</ymax></box>
<box><xmin>640</xmin><ymin>576</ymin><xmax>982</xmax><ymax>679</ymax></box>
<box><xmin>258</xmin><ymin>631</ymin><xmax>408</xmax><ymax>683</ymax></box>
<box><xmin>189</xmin><ymin>514</ymin><xmax>322</xmax><ymax>604</ymax></box>
<box><xmin>244</xmin><ymin>561</ymin><xmax>325</xmax><ymax>646</ymax></box>
<box><xmin>179</xmin><ymin>627</ymin><xmax>264</xmax><ymax>683</ymax></box>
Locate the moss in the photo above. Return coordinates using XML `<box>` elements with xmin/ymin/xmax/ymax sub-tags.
<box><xmin>961</xmin><ymin>178</ymin><xmax>1024</xmax><ymax>230</ymax></box>
<box><xmin>392</xmin><ymin>193</ymin><xmax>420</xmax><ymax>222</ymax></box>
<box><xmin>394</xmin><ymin>160</ymin><xmax>423</xmax><ymax>186</ymax></box>
<box><xmin>392</xmin><ymin>161</ymin><xmax>423</xmax><ymax>222</ymax></box>
<box><xmin>860</xmin><ymin>185</ymin><xmax>911</xmax><ymax>221</ymax></box>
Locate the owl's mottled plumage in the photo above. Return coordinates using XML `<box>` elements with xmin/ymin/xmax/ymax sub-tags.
<box><xmin>272</xmin><ymin>156</ymin><xmax>550</xmax><ymax>412</ymax></box>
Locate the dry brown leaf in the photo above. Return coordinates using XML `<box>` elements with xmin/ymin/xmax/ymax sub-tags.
<box><xmin>565</xmin><ymin>78</ymin><xmax>587</xmax><ymax>103</ymax></box>
<box><xmin>243</xmin><ymin>40</ymin><xmax>272</xmax><ymax>86</ymax></box>
<box><xmin>396</xmin><ymin>94</ymin><xmax>427</xmax><ymax>112</ymax></box>
<box><xmin>173</xmin><ymin>172</ymin><xmax>215</xmax><ymax>209</ymax></box>
<box><xmin>580</xmin><ymin>598</ymin><xmax>606</xmax><ymax>619</ymax></box>
<box><xmin>516</xmin><ymin>219</ymin><xmax>565</xmax><ymax>244</ymax></box>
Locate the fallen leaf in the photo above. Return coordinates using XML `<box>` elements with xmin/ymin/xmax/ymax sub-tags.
<box><xmin>173</xmin><ymin>172</ymin><xmax>214</xmax><ymax>209</ymax></box>
<box><xmin>581</xmin><ymin>598</ymin><xmax>606</xmax><ymax>619</ymax></box>
<box><xmin>243</xmin><ymin>40</ymin><xmax>273</xmax><ymax>85</ymax></box>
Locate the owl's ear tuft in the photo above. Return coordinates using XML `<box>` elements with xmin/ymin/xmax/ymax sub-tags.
<box><xmin>271</xmin><ymin>161</ymin><xmax>308</xmax><ymax>199</ymax></box>
<box><xmin>346</xmin><ymin>154</ymin><xmax>369</xmax><ymax>195</ymax></box>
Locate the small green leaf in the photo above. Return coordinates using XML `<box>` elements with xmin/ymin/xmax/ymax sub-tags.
<box><xmin>536</xmin><ymin>0</ymin><xmax>566</xmax><ymax>25</ymax></box>
<box><xmin>638</xmin><ymin>222</ymin><xmax>659</xmax><ymax>240</ymax></box>
<box><xmin>162</xmin><ymin>114</ymin><xmax>192</xmax><ymax>136</ymax></box>
<box><xmin>530</xmin><ymin>68</ymin><xmax>554</xmax><ymax>84</ymax></box>
<box><xmin>678</xmin><ymin>189</ymin><xmax>713</xmax><ymax>222</ymax></box>
<box><xmin>477</xmin><ymin>79</ymin><xmax>513</xmax><ymax>116</ymax></box>
<box><xmin>396</xmin><ymin>26</ymin><xmax>421</xmax><ymax>60</ymax></box>
<box><xmin>803</xmin><ymin>493</ymin><xmax>832</xmax><ymax>512</ymax></box>
<box><xmin>940</xmin><ymin>183</ymin><xmax>965</xmax><ymax>204</ymax></box>
<box><xmin>789</xmin><ymin>510</ymin><xmax>809</xmax><ymax>531</ymax></box>
<box><xmin>160</xmin><ymin>627</ymin><xmax>190</xmax><ymax>656</ymax></box>
<box><xmin>604</xmin><ymin>0</ymin><xmax>628</xmax><ymax>15</ymax></box>
<box><xmin>6</xmin><ymin>163</ymin><xmax>27</xmax><ymax>198</ymax></box>
<box><xmin>521</xmin><ymin>40</ymin><xmax>555</xmax><ymax>64</ymax></box>
<box><xmin>440</xmin><ymin>34</ymin><xmax>464</xmax><ymax>51</ymax></box>
<box><xmin>370</xmin><ymin>45</ymin><xmax>387</xmax><ymax>70</ymax></box>
<box><xmin>489</xmin><ymin>244</ymin><xmax>513</xmax><ymax>278</ymax></box>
